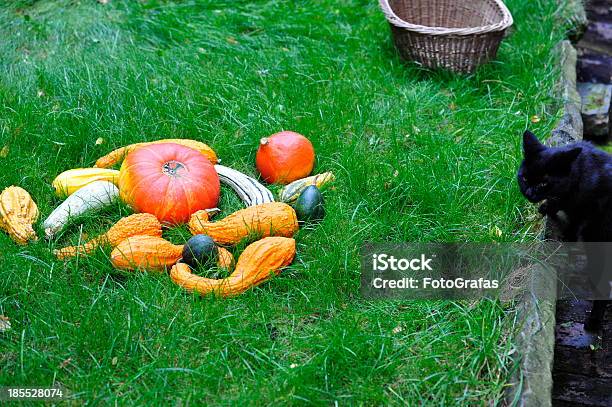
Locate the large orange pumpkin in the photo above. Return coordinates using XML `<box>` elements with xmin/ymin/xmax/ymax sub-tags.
<box><xmin>119</xmin><ymin>143</ymin><xmax>220</xmax><ymax>224</ymax></box>
<box><xmin>256</xmin><ymin>131</ymin><xmax>315</xmax><ymax>184</ymax></box>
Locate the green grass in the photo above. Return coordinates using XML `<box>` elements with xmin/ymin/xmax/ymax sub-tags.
<box><xmin>0</xmin><ymin>0</ymin><xmax>570</xmax><ymax>404</ymax></box>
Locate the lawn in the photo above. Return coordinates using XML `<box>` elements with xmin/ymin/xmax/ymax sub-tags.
<box><xmin>0</xmin><ymin>0</ymin><xmax>570</xmax><ymax>404</ymax></box>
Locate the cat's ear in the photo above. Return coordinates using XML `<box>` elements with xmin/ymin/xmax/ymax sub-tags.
<box><xmin>523</xmin><ymin>130</ymin><xmax>545</xmax><ymax>156</ymax></box>
<box><xmin>548</xmin><ymin>147</ymin><xmax>582</xmax><ymax>173</ymax></box>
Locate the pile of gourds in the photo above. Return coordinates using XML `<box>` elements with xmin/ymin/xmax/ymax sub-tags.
<box><xmin>0</xmin><ymin>132</ymin><xmax>334</xmax><ymax>298</ymax></box>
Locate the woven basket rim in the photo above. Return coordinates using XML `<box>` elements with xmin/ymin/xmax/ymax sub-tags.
<box><xmin>379</xmin><ymin>0</ymin><xmax>513</xmax><ymax>36</ymax></box>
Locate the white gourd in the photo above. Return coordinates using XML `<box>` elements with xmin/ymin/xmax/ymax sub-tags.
<box><xmin>214</xmin><ymin>165</ymin><xmax>274</xmax><ymax>206</ymax></box>
<box><xmin>43</xmin><ymin>181</ymin><xmax>119</xmax><ymax>239</ymax></box>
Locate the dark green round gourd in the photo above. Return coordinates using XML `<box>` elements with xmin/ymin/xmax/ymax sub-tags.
<box><xmin>294</xmin><ymin>185</ymin><xmax>325</xmax><ymax>222</ymax></box>
<box><xmin>182</xmin><ymin>234</ymin><xmax>218</xmax><ymax>268</ymax></box>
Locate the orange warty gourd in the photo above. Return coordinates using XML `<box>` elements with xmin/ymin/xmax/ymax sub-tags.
<box><xmin>256</xmin><ymin>131</ymin><xmax>315</xmax><ymax>184</ymax></box>
<box><xmin>188</xmin><ymin>202</ymin><xmax>299</xmax><ymax>245</ymax></box>
<box><xmin>54</xmin><ymin>213</ymin><xmax>163</xmax><ymax>260</ymax></box>
<box><xmin>110</xmin><ymin>235</ymin><xmax>183</xmax><ymax>271</ymax></box>
<box><xmin>95</xmin><ymin>138</ymin><xmax>218</xmax><ymax>168</ymax></box>
<box><xmin>170</xmin><ymin>237</ymin><xmax>295</xmax><ymax>297</ymax></box>
<box><xmin>119</xmin><ymin>143</ymin><xmax>220</xmax><ymax>224</ymax></box>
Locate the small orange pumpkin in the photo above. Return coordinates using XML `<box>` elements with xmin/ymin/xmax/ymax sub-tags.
<box><xmin>119</xmin><ymin>143</ymin><xmax>220</xmax><ymax>224</ymax></box>
<box><xmin>256</xmin><ymin>131</ymin><xmax>315</xmax><ymax>184</ymax></box>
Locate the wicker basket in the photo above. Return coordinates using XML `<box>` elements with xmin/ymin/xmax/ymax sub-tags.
<box><xmin>380</xmin><ymin>0</ymin><xmax>513</xmax><ymax>73</ymax></box>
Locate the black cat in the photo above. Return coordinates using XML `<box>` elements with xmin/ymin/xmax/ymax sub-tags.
<box><xmin>517</xmin><ymin>130</ymin><xmax>612</xmax><ymax>330</ymax></box>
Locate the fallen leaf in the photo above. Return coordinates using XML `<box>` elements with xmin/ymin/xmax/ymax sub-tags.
<box><xmin>0</xmin><ymin>145</ymin><xmax>9</xmax><ymax>158</ymax></box>
<box><xmin>530</xmin><ymin>115</ymin><xmax>541</xmax><ymax>123</ymax></box>
<box><xmin>0</xmin><ymin>315</ymin><xmax>10</xmax><ymax>332</ymax></box>
<box><xmin>289</xmin><ymin>363</ymin><xmax>298</xmax><ymax>369</ymax></box>
<box><xmin>392</xmin><ymin>325</ymin><xmax>403</xmax><ymax>334</ymax></box>
<box><xmin>226</xmin><ymin>36</ymin><xmax>238</xmax><ymax>45</ymax></box>
<box><xmin>491</xmin><ymin>226</ymin><xmax>503</xmax><ymax>237</ymax></box>
<box><xmin>449</xmin><ymin>102</ymin><xmax>457</xmax><ymax>111</ymax></box>
<box><xmin>112</xmin><ymin>356</ymin><xmax>118</xmax><ymax>366</ymax></box>
<box><xmin>95</xmin><ymin>137</ymin><xmax>105</xmax><ymax>145</ymax></box>
<box><xmin>59</xmin><ymin>357</ymin><xmax>72</xmax><ymax>369</ymax></box>
<box><xmin>37</xmin><ymin>90</ymin><xmax>45</xmax><ymax>97</ymax></box>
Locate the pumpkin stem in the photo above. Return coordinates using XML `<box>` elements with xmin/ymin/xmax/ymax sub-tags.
<box><xmin>162</xmin><ymin>160</ymin><xmax>186</xmax><ymax>177</ymax></box>
<box><xmin>260</xmin><ymin>138</ymin><xmax>269</xmax><ymax>146</ymax></box>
